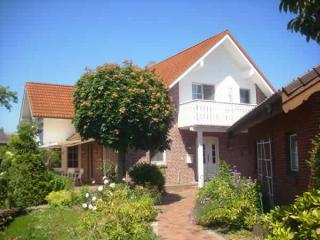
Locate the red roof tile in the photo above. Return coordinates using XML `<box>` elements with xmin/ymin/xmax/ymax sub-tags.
<box><xmin>25</xmin><ymin>82</ymin><xmax>75</xmax><ymax>118</ymax></box>
<box><xmin>153</xmin><ymin>30</ymin><xmax>275</xmax><ymax>92</ymax></box>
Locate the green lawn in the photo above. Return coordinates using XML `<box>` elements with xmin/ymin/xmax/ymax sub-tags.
<box><xmin>0</xmin><ymin>207</ymin><xmax>84</xmax><ymax>240</ymax></box>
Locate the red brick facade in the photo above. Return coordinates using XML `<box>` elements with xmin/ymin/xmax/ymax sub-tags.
<box><xmin>256</xmin><ymin>84</ymin><xmax>267</xmax><ymax>104</ymax></box>
<box><xmin>80</xmin><ymin>84</ymin><xmax>271</xmax><ymax>187</ymax></box>
<box><xmin>244</xmin><ymin>92</ymin><xmax>320</xmax><ymax>205</ymax></box>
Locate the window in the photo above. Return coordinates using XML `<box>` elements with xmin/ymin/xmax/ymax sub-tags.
<box><xmin>212</xmin><ymin>144</ymin><xmax>216</xmax><ymax>163</ymax></box>
<box><xmin>150</xmin><ymin>149</ymin><xmax>166</xmax><ymax>165</ymax></box>
<box><xmin>192</xmin><ymin>84</ymin><xmax>215</xmax><ymax>100</ymax></box>
<box><xmin>240</xmin><ymin>89</ymin><xmax>250</xmax><ymax>104</ymax></box>
<box><xmin>289</xmin><ymin>134</ymin><xmax>299</xmax><ymax>172</ymax></box>
<box><xmin>67</xmin><ymin>146</ymin><xmax>78</xmax><ymax>168</ymax></box>
<box><xmin>192</xmin><ymin>84</ymin><xmax>202</xmax><ymax>100</ymax></box>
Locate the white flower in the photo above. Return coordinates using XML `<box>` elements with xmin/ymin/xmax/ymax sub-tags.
<box><xmin>91</xmin><ymin>180</ymin><xmax>96</xmax><ymax>184</ymax></box>
<box><xmin>122</xmin><ymin>177</ymin><xmax>126</xmax><ymax>181</ymax></box>
<box><xmin>92</xmin><ymin>206</ymin><xmax>97</xmax><ymax>211</ymax></box>
<box><xmin>88</xmin><ymin>204</ymin><xmax>93</xmax><ymax>209</ymax></box>
<box><xmin>82</xmin><ymin>203</ymin><xmax>87</xmax><ymax>209</ymax></box>
<box><xmin>92</xmin><ymin>196</ymin><xmax>96</xmax><ymax>202</ymax></box>
<box><xmin>98</xmin><ymin>185</ymin><xmax>103</xmax><ymax>192</ymax></box>
<box><xmin>102</xmin><ymin>176</ymin><xmax>107</xmax><ymax>180</ymax></box>
<box><xmin>85</xmin><ymin>193</ymin><xmax>90</xmax><ymax>198</ymax></box>
<box><xmin>103</xmin><ymin>179</ymin><xmax>109</xmax><ymax>185</ymax></box>
<box><xmin>110</xmin><ymin>183</ymin><xmax>116</xmax><ymax>188</ymax></box>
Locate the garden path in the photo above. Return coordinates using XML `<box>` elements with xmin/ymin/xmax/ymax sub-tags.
<box><xmin>156</xmin><ymin>187</ymin><xmax>220</xmax><ymax>240</ymax></box>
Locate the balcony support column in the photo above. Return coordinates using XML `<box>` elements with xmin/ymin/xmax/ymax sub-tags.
<box><xmin>197</xmin><ymin>130</ymin><xmax>204</xmax><ymax>188</ymax></box>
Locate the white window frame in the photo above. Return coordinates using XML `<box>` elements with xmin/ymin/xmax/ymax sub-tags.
<box><xmin>192</xmin><ymin>83</ymin><xmax>215</xmax><ymax>100</ymax></box>
<box><xmin>289</xmin><ymin>133</ymin><xmax>299</xmax><ymax>172</ymax></box>
<box><xmin>192</xmin><ymin>83</ymin><xmax>203</xmax><ymax>100</ymax></box>
<box><xmin>150</xmin><ymin>150</ymin><xmax>166</xmax><ymax>166</ymax></box>
<box><xmin>240</xmin><ymin>88</ymin><xmax>250</xmax><ymax>104</ymax></box>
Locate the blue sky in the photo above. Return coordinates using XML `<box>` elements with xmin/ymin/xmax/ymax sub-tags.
<box><xmin>0</xmin><ymin>0</ymin><xmax>319</xmax><ymax>132</ymax></box>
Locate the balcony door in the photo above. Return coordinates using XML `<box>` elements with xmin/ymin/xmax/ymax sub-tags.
<box><xmin>203</xmin><ymin>137</ymin><xmax>219</xmax><ymax>180</ymax></box>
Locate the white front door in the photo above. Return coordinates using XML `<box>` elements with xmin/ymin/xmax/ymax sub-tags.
<box><xmin>203</xmin><ymin>137</ymin><xmax>219</xmax><ymax>180</ymax></box>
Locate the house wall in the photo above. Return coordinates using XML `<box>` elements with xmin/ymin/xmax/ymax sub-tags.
<box><xmin>80</xmin><ymin>142</ymin><xmax>103</xmax><ymax>183</ymax></box>
<box><xmin>178</xmin><ymin>44</ymin><xmax>257</xmax><ymax>104</ymax></box>
<box><xmin>42</xmin><ymin>118</ymin><xmax>75</xmax><ymax>145</ymax></box>
<box><xmin>245</xmin><ymin>92</ymin><xmax>320</xmax><ymax>205</ymax></box>
<box><xmin>125</xmin><ymin>81</ymin><xmax>265</xmax><ymax>186</ymax></box>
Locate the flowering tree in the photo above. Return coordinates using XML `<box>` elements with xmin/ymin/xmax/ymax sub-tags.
<box><xmin>73</xmin><ymin>62</ymin><xmax>174</xmax><ymax>179</ymax></box>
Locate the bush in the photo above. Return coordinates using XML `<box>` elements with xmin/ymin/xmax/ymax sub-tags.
<box><xmin>48</xmin><ymin>171</ymin><xmax>73</xmax><ymax>191</ymax></box>
<box><xmin>195</xmin><ymin>162</ymin><xmax>261</xmax><ymax>229</ymax></box>
<box><xmin>0</xmin><ymin>171</ymin><xmax>8</xmax><ymax>208</ymax></box>
<box><xmin>308</xmin><ymin>134</ymin><xmax>320</xmax><ymax>189</ymax></box>
<box><xmin>46</xmin><ymin>190</ymin><xmax>76</xmax><ymax>207</ymax></box>
<box><xmin>78</xmin><ymin>183</ymin><xmax>158</xmax><ymax>240</ymax></box>
<box><xmin>262</xmin><ymin>189</ymin><xmax>320</xmax><ymax>240</ymax></box>
<box><xmin>129</xmin><ymin>163</ymin><xmax>165</xmax><ymax>192</ymax></box>
<box><xmin>6</xmin><ymin>123</ymin><xmax>50</xmax><ymax>209</ymax></box>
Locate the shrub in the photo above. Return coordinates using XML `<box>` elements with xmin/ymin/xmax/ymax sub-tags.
<box><xmin>48</xmin><ymin>171</ymin><xmax>73</xmax><ymax>191</ymax></box>
<box><xmin>129</xmin><ymin>163</ymin><xmax>165</xmax><ymax>192</ymax></box>
<box><xmin>99</xmin><ymin>160</ymin><xmax>117</xmax><ymax>183</ymax></box>
<box><xmin>308</xmin><ymin>134</ymin><xmax>320</xmax><ymax>189</ymax></box>
<box><xmin>72</xmin><ymin>186</ymin><xmax>91</xmax><ymax>206</ymax></box>
<box><xmin>195</xmin><ymin>162</ymin><xmax>261</xmax><ymax>229</ymax></box>
<box><xmin>46</xmin><ymin>190</ymin><xmax>76</xmax><ymax>207</ymax></box>
<box><xmin>78</xmin><ymin>183</ymin><xmax>158</xmax><ymax>240</ymax></box>
<box><xmin>262</xmin><ymin>189</ymin><xmax>320</xmax><ymax>240</ymax></box>
<box><xmin>0</xmin><ymin>170</ymin><xmax>8</xmax><ymax>208</ymax></box>
<box><xmin>6</xmin><ymin>123</ymin><xmax>50</xmax><ymax>209</ymax></box>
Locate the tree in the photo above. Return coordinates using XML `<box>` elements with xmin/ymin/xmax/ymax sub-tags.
<box><xmin>6</xmin><ymin>122</ymin><xmax>49</xmax><ymax>209</ymax></box>
<box><xmin>0</xmin><ymin>85</ymin><xmax>18</xmax><ymax>111</ymax></box>
<box><xmin>279</xmin><ymin>0</ymin><xmax>320</xmax><ymax>44</ymax></box>
<box><xmin>73</xmin><ymin>62</ymin><xmax>174</xmax><ymax>179</ymax></box>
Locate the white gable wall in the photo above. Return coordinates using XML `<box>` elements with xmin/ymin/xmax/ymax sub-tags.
<box><xmin>42</xmin><ymin>118</ymin><xmax>75</xmax><ymax>145</ymax></box>
<box><xmin>178</xmin><ymin>41</ymin><xmax>264</xmax><ymax>104</ymax></box>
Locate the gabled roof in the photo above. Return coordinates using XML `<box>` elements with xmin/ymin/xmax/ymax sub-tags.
<box><xmin>283</xmin><ymin>65</ymin><xmax>320</xmax><ymax>96</ymax></box>
<box><xmin>153</xmin><ymin>30</ymin><xmax>275</xmax><ymax>92</ymax></box>
<box><xmin>282</xmin><ymin>65</ymin><xmax>320</xmax><ymax>113</ymax></box>
<box><xmin>25</xmin><ymin>82</ymin><xmax>75</xmax><ymax>119</ymax></box>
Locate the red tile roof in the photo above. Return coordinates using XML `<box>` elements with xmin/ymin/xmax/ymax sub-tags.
<box><xmin>25</xmin><ymin>30</ymin><xmax>275</xmax><ymax>119</ymax></box>
<box><xmin>25</xmin><ymin>82</ymin><xmax>75</xmax><ymax>119</ymax></box>
<box><xmin>153</xmin><ymin>30</ymin><xmax>275</xmax><ymax>92</ymax></box>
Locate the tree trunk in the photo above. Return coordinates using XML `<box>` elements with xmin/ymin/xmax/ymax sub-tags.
<box><xmin>117</xmin><ymin>150</ymin><xmax>126</xmax><ymax>181</ymax></box>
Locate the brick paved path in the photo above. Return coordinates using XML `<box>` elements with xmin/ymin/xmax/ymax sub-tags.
<box><xmin>156</xmin><ymin>187</ymin><xmax>218</xmax><ymax>240</ymax></box>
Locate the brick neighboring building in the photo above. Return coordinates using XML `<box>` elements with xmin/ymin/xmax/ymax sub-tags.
<box><xmin>229</xmin><ymin>65</ymin><xmax>320</xmax><ymax>205</ymax></box>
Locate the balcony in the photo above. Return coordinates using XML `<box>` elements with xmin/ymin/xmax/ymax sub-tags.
<box><xmin>178</xmin><ymin>100</ymin><xmax>256</xmax><ymax>128</ymax></box>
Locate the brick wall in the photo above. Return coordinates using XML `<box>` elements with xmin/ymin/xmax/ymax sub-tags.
<box><xmin>125</xmin><ymin>83</ymin><xmax>198</xmax><ymax>185</ymax></box>
<box><xmin>246</xmin><ymin>92</ymin><xmax>320</xmax><ymax>205</ymax></box>
<box><xmin>256</xmin><ymin>84</ymin><xmax>267</xmax><ymax>104</ymax></box>
<box><xmin>80</xmin><ymin>142</ymin><xmax>117</xmax><ymax>183</ymax></box>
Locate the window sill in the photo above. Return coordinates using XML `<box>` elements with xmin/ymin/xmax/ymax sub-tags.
<box><xmin>151</xmin><ymin>162</ymin><xmax>167</xmax><ymax>168</ymax></box>
<box><xmin>288</xmin><ymin>170</ymin><xmax>299</xmax><ymax>177</ymax></box>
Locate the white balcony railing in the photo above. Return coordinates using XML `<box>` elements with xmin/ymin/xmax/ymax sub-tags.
<box><xmin>178</xmin><ymin>100</ymin><xmax>256</xmax><ymax>128</ymax></box>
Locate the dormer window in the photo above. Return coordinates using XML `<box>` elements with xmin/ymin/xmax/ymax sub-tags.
<box><xmin>192</xmin><ymin>84</ymin><xmax>214</xmax><ymax>100</ymax></box>
<box><xmin>240</xmin><ymin>89</ymin><xmax>250</xmax><ymax>104</ymax></box>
